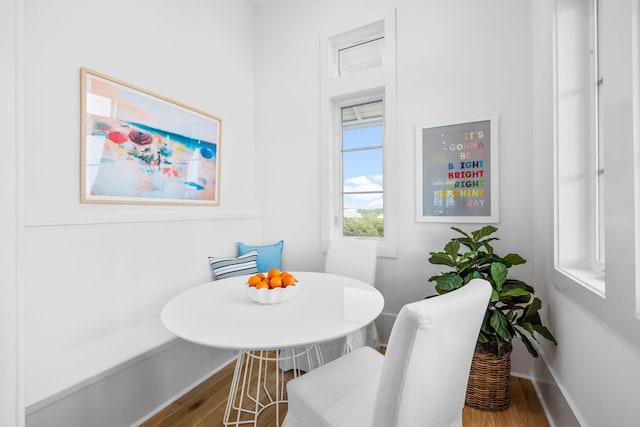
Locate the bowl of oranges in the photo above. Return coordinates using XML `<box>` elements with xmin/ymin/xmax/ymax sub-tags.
<box><xmin>246</xmin><ymin>268</ymin><xmax>298</xmax><ymax>304</ymax></box>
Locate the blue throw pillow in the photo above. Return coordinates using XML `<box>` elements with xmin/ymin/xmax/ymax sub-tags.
<box><xmin>237</xmin><ymin>240</ymin><xmax>284</xmax><ymax>272</ymax></box>
<box><xmin>208</xmin><ymin>250</ymin><xmax>258</xmax><ymax>280</ymax></box>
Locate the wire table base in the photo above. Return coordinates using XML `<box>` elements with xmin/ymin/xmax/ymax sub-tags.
<box><xmin>223</xmin><ymin>345</ymin><xmax>325</xmax><ymax>426</ymax></box>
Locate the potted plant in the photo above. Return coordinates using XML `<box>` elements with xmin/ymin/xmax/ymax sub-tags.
<box><xmin>428</xmin><ymin>225</ymin><xmax>556</xmax><ymax>411</ymax></box>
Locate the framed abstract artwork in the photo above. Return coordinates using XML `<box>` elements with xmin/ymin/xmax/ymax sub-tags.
<box><xmin>416</xmin><ymin>114</ymin><xmax>499</xmax><ymax>223</ymax></box>
<box><xmin>80</xmin><ymin>67</ymin><xmax>221</xmax><ymax>205</ymax></box>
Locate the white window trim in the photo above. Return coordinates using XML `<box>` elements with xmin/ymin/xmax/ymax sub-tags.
<box><xmin>634</xmin><ymin>0</ymin><xmax>640</xmax><ymax>318</ymax></box>
<box><xmin>554</xmin><ymin>0</ymin><xmax>605</xmax><ymax>297</ymax></box>
<box><xmin>320</xmin><ymin>8</ymin><xmax>397</xmax><ymax>257</ymax></box>
<box><xmin>553</xmin><ymin>0</ymin><xmax>640</xmax><ymax>349</ymax></box>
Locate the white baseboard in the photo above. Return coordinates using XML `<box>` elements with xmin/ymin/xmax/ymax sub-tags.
<box><xmin>533</xmin><ymin>352</ymin><xmax>583</xmax><ymax>427</ymax></box>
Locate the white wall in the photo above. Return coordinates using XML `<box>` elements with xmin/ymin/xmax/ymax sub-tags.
<box><xmin>22</xmin><ymin>0</ymin><xmax>257</xmax><ymax>363</ymax></box>
<box><xmin>254</xmin><ymin>0</ymin><xmax>537</xmax><ymax>375</ymax></box>
<box><xmin>1</xmin><ymin>0</ymin><xmax>21</xmax><ymax>424</ymax></box>
<box><xmin>17</xmin><ymin>0</ymin><xmax>260</xmax><ymax>421</ymax></box>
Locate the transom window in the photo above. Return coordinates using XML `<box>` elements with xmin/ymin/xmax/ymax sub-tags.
<box><xmin>337</xmin><ymin>36</ymin><xmax>384</xmax><ymax>76</ymax></box>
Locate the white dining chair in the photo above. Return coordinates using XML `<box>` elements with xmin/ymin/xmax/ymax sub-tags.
<box><xmin>279</xmin><ymin>238</ymin><xmax>379</xmax><ymax>372</ymax></box>
<box><xmin>322</xmin><ymin>238</ymin><xmax>380</xmax><ymax>354</ymax></box>
<box><xmin>283</xmin><ymin>279</ymin><xmax>492</xmax><ymax>427</ymax></box>
<box><xmin>324</xmin><ymin>238</ymin><xmax>377</xmax><ymax>285</ymax></box>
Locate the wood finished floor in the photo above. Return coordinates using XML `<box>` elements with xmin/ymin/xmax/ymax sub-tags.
<box><xmin>141</xmin><ymin>352</ymin><xmax>549</xmax><ymax>427</ymax></box>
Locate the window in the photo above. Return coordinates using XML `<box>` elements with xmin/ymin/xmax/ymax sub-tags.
<box><xmin>320</xmin><ymin>9</ymin><xmax>397</xmax><ymax>256</ymax></box>
<box><xmin>338</xmin><ymin>36</ymin><xmax>384</xmax><ymax>76</ymax></box>
<box><xmin>340</xmin><ymin>100</ymin><xmax>384</xmax><ymax>237</ymax></box>
<box><xmin>555</xmin><ymin>0</ymin><xmax>605</xmax><ymax>296</ymax></box>
<box><xmin>554</xmin><ymin>0</ymin><xmax>640</xmax><ymax>346</ymax></box>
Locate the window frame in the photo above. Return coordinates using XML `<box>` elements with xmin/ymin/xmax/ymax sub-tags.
<box><xmin>320</xmin><ymin>9</ymin><xmax>397</xmax><ymax>257</ymax></box>
<box><xmin>336</xmin><ymin>97</ymin><xmax>385</xmax><ymax>239</ymax></box>
<box><xmin>554</xmin><ymin>0</ymin><xmax>605</xmax><ymax>297</ymax></box>
<box><xmin>592</xmin><ymin>0</ymin><xmax>605</xmax><ymax>270</ymax></box>
<box><xmin>553</xmin><ymin>0</ymin><xmax>640</xmax><ymax>348</ymax></box>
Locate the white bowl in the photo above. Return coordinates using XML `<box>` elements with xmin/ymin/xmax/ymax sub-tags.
<box><xmin>246</xmin><ymin>283</ymin><xmax>299</xmax><ymax>304</ymax></box>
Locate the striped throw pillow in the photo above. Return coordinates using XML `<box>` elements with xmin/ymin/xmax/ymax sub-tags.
<box><xmin>208</xmin><ymin>250</ymin><xmax>259</xmax><ymax>280</ymax></box>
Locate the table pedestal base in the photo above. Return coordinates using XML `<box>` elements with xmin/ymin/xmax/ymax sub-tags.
<box><xmin>223</xmin><ymin>345</ymin><xmax>325</xmax><ymax>427</ymax></box>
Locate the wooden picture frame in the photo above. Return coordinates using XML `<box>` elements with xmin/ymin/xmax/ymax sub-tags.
<box><xmin>416</xmin><ymin>114</ymin><xmax>499</xmax><ymax>223</ymax></box>
<box><xmin>80</xmin><ymin>67</ymin><xmax>221</xmax><ymax>205</ymax></box>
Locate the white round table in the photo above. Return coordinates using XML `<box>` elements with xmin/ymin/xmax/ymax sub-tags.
<box><xmin>161</xmin><ymin>271</ymin><xmax>384</xmax><ymax>426</ymax></box>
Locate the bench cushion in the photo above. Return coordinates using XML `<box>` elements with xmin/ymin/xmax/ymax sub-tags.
<box><xmin>25</xmin><ymin>318</ymin><xmax>177</xmax><ymax>413</ymax></box>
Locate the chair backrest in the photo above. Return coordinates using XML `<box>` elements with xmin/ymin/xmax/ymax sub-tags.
<box><xmin>324</xmin><ymin>239</ymin><xmax>378</xmax><ymax>286</ymax></box>
<box><xmin>372</xmin><ymin>279</ymin><xmax>492</xmax><ymax>427</ymax></box>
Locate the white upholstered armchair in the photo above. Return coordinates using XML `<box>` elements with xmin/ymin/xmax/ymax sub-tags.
<box><xmin>283</xmin><ymin>279</ymin><xmax>492</xmax><ymax>427</ymax></box>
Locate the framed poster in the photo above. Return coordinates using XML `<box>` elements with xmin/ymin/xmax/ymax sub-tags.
<box><xmin>80</xmin><ymin>67</ymin><xmax>222</xmax><ymax>205</ymax></box>
<box><xmin>416</xmin><ymin>114</ymin><xmax>499</xmax><ymax>223</ymax></box>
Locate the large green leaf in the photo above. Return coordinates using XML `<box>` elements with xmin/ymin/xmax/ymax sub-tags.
<box><xmin>434</xmin><ymin>273</ymin><xmax>464</xmax><ymax>294</ymax></box>
<box><xmin>472</xmin><ymin>225</ymin><xmax>498</xmax><ymax>241</ymax></box>
<box><xmin>502</xmin><ymin>279</ymin><xmax>535</xmax><ymax>294</ymax></box>
<box><xmin>463</xmin><ymin>241</ymin><xmax>482</xmax><ymax>252</ymax></box>
<box><xmin>532</xmin><ymin>324</ymin><xmax>558</xmax><ymax>344</ymax></box>
<box><xmin>523</xmin><ymin>311</ymin><xmax>543</xmax><ymax>329</ymax></box>
<box><xmin>490</xmin><ymin>262</ymin><xmax>508</xmax><ymax>291</ymax></box>
<box><xmin>444</xmin><ymin>240</ymin><xmax>460</xmax><ymax>259</ymax></box>
<box><xmin>459</xmin><ymin>250</ymin><xmax>477</xmax><ymax>262</ymax></box>
<box><xmin>451</xmin><ymin>227</ymin><xmax>471</xmax><ymax>239</ymax></box>
<box><xmin>500</xmin><ymin>294</ymin><xmax>532</xmax><ymax>306</ymax></box>
<box><xmin>490</xmin><ymin>310</ymin><xmax>514</xmax><ymax>340</ymax></box>
<box><xmin>428</xmin><ymin>252</ymin><xmax>456</xmax><ymax>267</ymax></box>
<box><xmin>483</xmin><ymin>240</ymin><xmax>495</xmax><ymax>254</ymax></box>
<box><xmin>477</xmin><ymin>331</ymin><xmax>489</xmax><ymax>343</ymax></box>
<box><xmin>516</xmin><ymin>329</ymin><xmax>539</xmax><ymax>357</ymax></box>
<box><xmin>458</xmin><ymin>253</ymin><xmax>501</xmax><ymax>275</ymax></box>
<box><xmin>519</xmin><ymin>320</ymin><xmax>536</xmax><ymax>338</ymax></box>
<box><xmin>503</xmin><ymin>253</ymin><xmax>527</xmax><ymax>266</ymax></box>
<box><xmin>523</xmin><ymin>297</ymin><xmax>542</xmax><ymax>320</ymax></box>
<box><xmin>476</xmin><ymin>237</ymin><xmax>499</xmax><ymax>247</ymax></box>
<box><xmin>500</xmin><ymin>287</ymin><xmax>531</xmax><ymax>298</ymax></box>
<box><xmin>504</xmin><ymin>308</ymin><xmax>517</xmax><ymax>322</ymax></box>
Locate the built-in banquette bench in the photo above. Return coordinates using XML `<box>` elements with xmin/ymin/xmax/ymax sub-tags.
<box><xmin>24</xmin><ymin>236</ymin><xmax>276</xmax><ymax>426</ymax></box>
<box><xmin>25</xmin><ymin>317</ymin><xmax>236</xmax><ymax>427</ymax></box>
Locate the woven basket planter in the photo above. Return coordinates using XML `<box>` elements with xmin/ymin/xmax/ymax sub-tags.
<box><xmin>465</xmin><ymin>342</ymin><xmax>512</xmax><ymax>411</ymax></box>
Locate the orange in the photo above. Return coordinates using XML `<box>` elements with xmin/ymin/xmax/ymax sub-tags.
<box><xmin>247</xmin><ymin>275</ymin><xmax>261</xmax><ymax>286</ymax></box>
<box><xmin>270</xmin><ymin>276</ymin><xmax>283</xmax><ymax>288</ymax></box>
<box><xmin>256</xmin><ymin>273</ymin><xmax>266</xmax><ymax>280</ymax></box>
<box><xmin>282</xmin><ymin>275</ymin><xmax>296</xmax><ymax>286</ymax></box>
<box><xmin>256</xmin><ymin>280</ymin><xmax>269</xmax><ymax>289</ymax></box>
<box><xmin>267</xmin><ymin>268</ymin><xmax>280</xmax><ymax>279</ymax></box>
